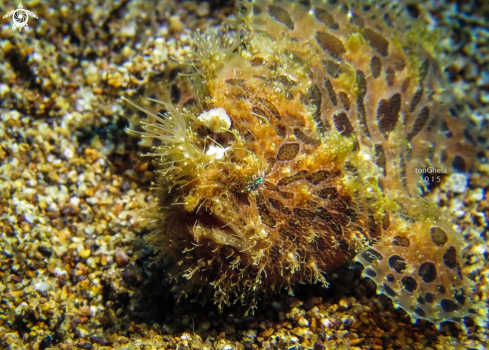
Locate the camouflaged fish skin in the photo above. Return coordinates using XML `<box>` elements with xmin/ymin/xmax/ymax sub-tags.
<box><xmin>124</xmin><ymin>0</ymin><xmax>484</xmax><ymax>326</ymax></box>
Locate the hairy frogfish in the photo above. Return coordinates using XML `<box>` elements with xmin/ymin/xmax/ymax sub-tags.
<box><xmin>122</xmin><ymin>0</ymin><xmax>485</xmax><ymax>328</ymax></box>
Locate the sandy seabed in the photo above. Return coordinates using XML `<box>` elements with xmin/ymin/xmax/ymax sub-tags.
<box><xmin>0</xmin><ymin>0</ymin><xmax>488</xmax><ymax>349</ymax></box>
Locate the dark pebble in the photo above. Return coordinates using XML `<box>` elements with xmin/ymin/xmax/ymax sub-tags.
<box><xmin>38</xmin><ymin>245</ymin><xmax>53</xmax><ymax>258</ymax></box>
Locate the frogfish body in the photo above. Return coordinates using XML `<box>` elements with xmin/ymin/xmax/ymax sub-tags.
<box><xmin>123</xmin><ymin>0</ymin><xmax>485</xmax><ymax>327</ymax></box>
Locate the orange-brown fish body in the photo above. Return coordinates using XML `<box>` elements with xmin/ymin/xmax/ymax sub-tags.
<box><xmin>124</xmin><ymin>0</ymin><xmax>485</xmax><ymax>327</ymax></box>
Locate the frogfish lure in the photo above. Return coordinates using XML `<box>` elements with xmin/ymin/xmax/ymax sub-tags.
<box><xmin>123</xmin><ymin>0</ymin><xmax>486</xmax><ymax>328</ymax></box>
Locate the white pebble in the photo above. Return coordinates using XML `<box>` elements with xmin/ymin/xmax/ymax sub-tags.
<box><xmin>321</xmin><ymin>318</ymin><xmax>331</xmax><ymax>328</ymax></box>
<box><xmin>442</xmin><ymin>173</ymin><xmax>467</xmax><ymax>193</ymax></box>
<box><xmin>63</xmin><ymin>147</ymin><xmax>74</xmax><ymax>159</ymax></box>
<box><xmin>24</xmin><ymin>188</ymin><xmax>37</xmax><ymax>195</ymax></box>
<box><xmin>70</xmin><ymin>197</ymin><xmax>81</xmax><ymax>206</ymax></box>
<box><xmin>121</xmin><ymin>22</ymin><xmax>136</xmax><ymax>37</ymax></box>
<box><xmin>54</xmin><ymin>267</ymin><xmax>67</xmax><ymax>276</ymax></box>
<box><xmin>84</xmin><ymin>225</ymin><xmax>95</xmax><ymax>235</ymax></box>
<box><xmin>90</xmin><ymin>306</ymin><xmax>98</xmax><ymax>315</ymax></box>
<box><xmin>470</xmin><ymin>188</ymin><xmax>484</xmax><ymax>202</ymax></box>
<box><xmin>34</xmin><ymin>281</ymin><xmax>53</xmax><ymax>292</ymax></box>
<box><xmin>86</xmin><ymin>197</ymin><xmax>98</xmax><ymax>205</ymax></box>
<box><xmin>0</xmin><ymin>83</ymin><xmax>10</xmax><ymax>97</ymax></box>
<box><xmin>24</xmin><ymin>213</ymin><xmax>36</xmax><ymax>223</ymax></box>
